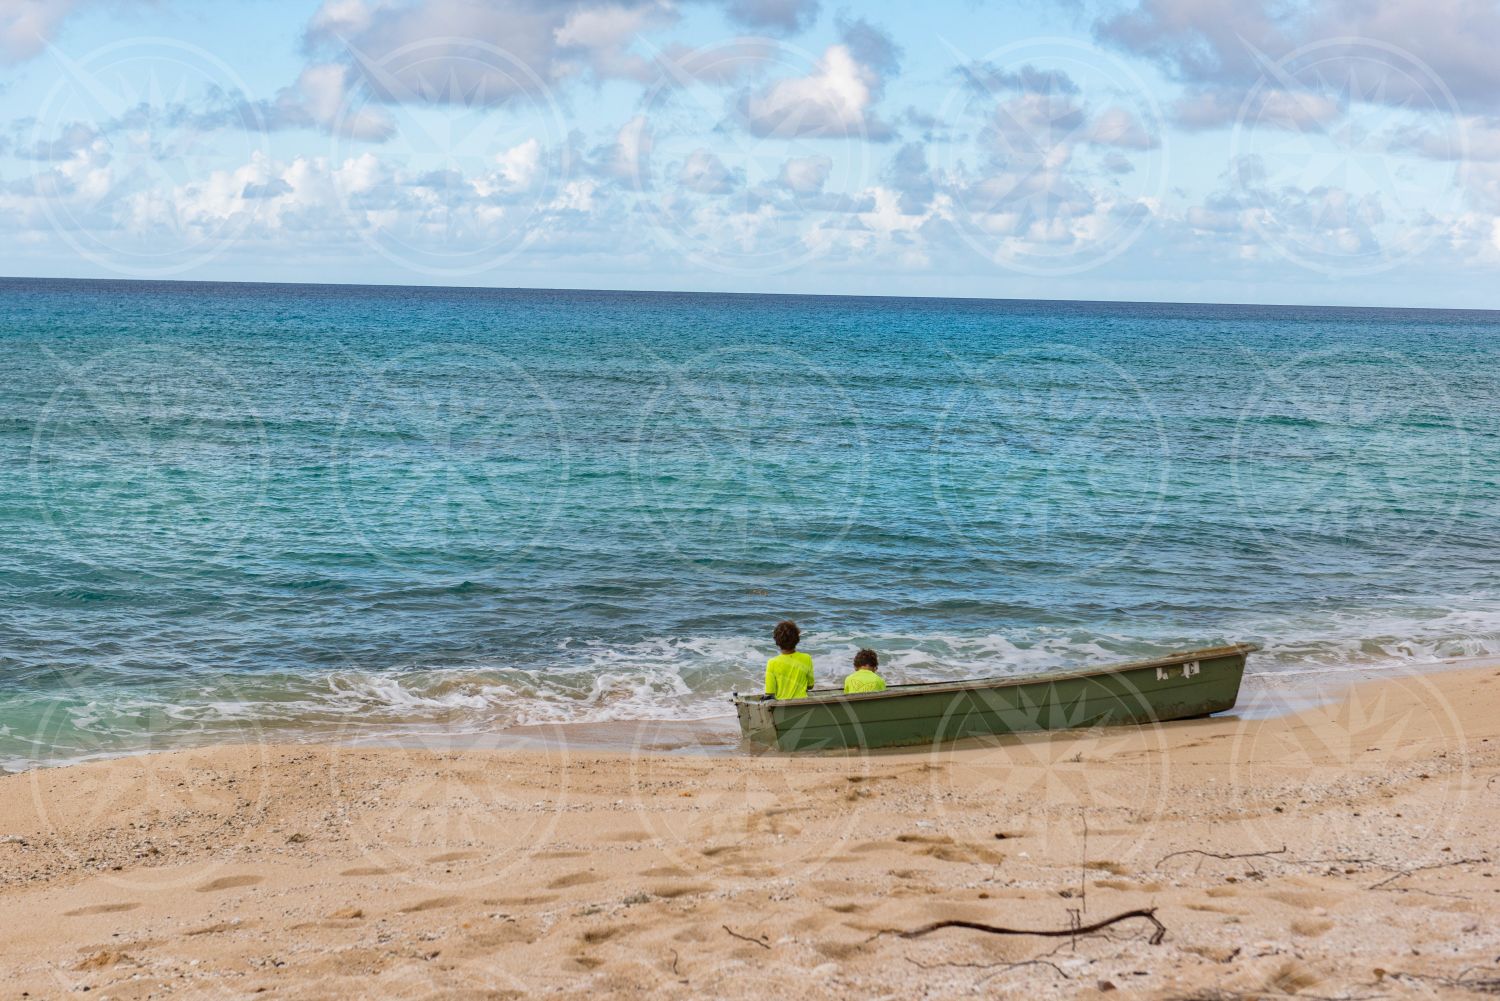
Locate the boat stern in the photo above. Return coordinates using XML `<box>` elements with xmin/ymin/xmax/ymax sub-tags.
<box><xmin>733</xmin><ymin>695</ymin><xmax>781</xmax><ymax>747</ymax></box>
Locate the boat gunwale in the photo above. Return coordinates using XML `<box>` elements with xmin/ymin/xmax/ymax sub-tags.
<box><xmin>732</xmin><ymin>643</ymin><xmax>1259</xmax><ymax>709</ymax></box>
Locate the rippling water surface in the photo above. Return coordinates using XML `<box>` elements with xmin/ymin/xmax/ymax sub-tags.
<box><xmin>3</xmin><ymin>278</ymin><xmax>1499</xmax><ymax>766</ymax></box>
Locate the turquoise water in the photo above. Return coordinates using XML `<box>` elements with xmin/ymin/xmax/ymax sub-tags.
<box><xmin>3</xmin><ymin>278</ymin><xmax>1499</xmax><ymax>766</ymax></box>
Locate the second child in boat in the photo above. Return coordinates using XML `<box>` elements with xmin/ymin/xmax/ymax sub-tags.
<box><xmin>843</xmin><ymin>648</ymin><xmax>886</xmax><ymax>694</ymax></box>
<box><xmin>763</xmin><ymin>620</ymin><xmax>814</xmax><ymax>699</ymax></box>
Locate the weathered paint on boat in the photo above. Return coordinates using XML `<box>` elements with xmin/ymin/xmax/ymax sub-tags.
<box><xmin>732</xmin><ymin>643</ymin><xmax>1257</xmax><ymax>751</ymax></box>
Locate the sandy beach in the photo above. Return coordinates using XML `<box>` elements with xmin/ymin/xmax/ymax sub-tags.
<box><xmin>2</xmin><ymin>662</ymin><xmax>1498</xmax><ymax>1000</ymax></box>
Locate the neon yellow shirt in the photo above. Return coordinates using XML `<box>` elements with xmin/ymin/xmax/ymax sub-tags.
<box><xmin>764</xmin><ymin>652</ymin><xmax>814</xmax><ymax>699</ymax></box>
<box><xmin>843</xmin><ymin>670</ymin><xmax>886</xmax><ymax>694</ymax></box>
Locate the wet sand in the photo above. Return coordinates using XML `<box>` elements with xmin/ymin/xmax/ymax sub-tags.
<box><xmin>2</xmin><ymin>661</ymin><xmax>1498</xmax><ymax>999</ymax></box>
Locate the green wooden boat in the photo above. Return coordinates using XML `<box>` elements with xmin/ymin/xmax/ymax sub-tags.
<box><xmin>733</xmin><ymin>643</ymin><xmax>1258</xmax><ymax>751</ymax></box>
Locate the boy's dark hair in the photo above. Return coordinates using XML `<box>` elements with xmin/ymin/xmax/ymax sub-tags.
<box><xmin>773</xmin><ymin>620</ymin><xmax>800</xmax><ymax>652</ymax></box>
<box><xmin>853</xmin><ymin>648</ymin><xmax>878</xmax><ymax>669</ymax></box>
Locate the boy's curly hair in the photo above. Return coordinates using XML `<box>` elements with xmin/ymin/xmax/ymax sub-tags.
<box><xmin>853</xmin><ymin>648</ymin><xmax>878</xmax><ymax>669</ymax></box>
<box><xmin>773</xmin><ymin>620</ymin><xmax>800</xmax><ymax>652</ymax></box>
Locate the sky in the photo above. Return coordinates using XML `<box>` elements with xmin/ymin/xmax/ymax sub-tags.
<box><xmin>0</xmin><ymin>0</ymin><xmax>1497</xmax><ymax>307</ymax></box>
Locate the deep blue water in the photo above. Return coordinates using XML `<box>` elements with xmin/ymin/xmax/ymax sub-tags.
<box><xmin>3</xmin><ymin>278</ymin><xmax>1500</xmax><ymax>765</ymax></box>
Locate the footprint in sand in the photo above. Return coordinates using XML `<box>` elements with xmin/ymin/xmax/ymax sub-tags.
<box><xmin>698</xmin><ymin>845</ymin><xmax>739</xmax><ymax>858</ymax></box>
<box><xmin>1186</xmin><ymin>902</ymin><xmax>1245</xmax><ymax>916</ymax></box>
<box><xmin>895</xmin><ymin>834</ymin><xmax>953</xmax><ymax>846</ymax></box>
<box><xmin>649</xmin><ymin>883</ymin><xmax>711</xmax><ymax>899</ymax></box>
<box><xmin>340</xmin><ymin>866</ymin><xmax>402</xmax><ymax>877</ymax></box>
<box><xmin>728</xmin><ymin>867</ymin><xmax>773</xmax><ymax>879</ymax></box>
<box><xmin>1093</xmin><ymin>879</ymin><xmax>1137</xmax><ymax>891</ymax></box>
<box><xmin>848</xmin><ymin>840</ymin><xmax>888</xmax><ymax>854</ymax></box>
<box><xmin>1291</xmin><ymin>917</ymin><xmax>1335</xmax><ymax>937</ymax></box>
<box><xmin>64</xmin><ymin>902</ymin><xmax>141</xmax><ymax>917</ymax></box>
<box><xmin>924</xmin><ymin>844</ymin><xmax>1005</xmax><ymax>864</ymax></box>
<box><xmin>426</xmin><ymin>851</ymin><xmax>480</xmax><ymax>863</ymax></box>
<box><xmin>400</xmin><ymin>896</ymin><xmax>464</xmax><ymax>913</ymax></box>
<box><xmin>195</xmin><ymin>875</ymin><xmax>264</xmax><ymax>893</ymax></box>
<box><xmin>547</xmin><ymin>871</ymin><xmax>603</xmax><ymax>889</ymax></box>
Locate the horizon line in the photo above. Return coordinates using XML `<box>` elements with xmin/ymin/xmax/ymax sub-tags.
<box><xmin>4</xmin><ymin>273</ymin><xmax>1499</xmax><ymax>316</ymax></box>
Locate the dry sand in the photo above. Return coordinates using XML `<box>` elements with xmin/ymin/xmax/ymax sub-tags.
<box><xmin>2</xmin><ymin>662</ymin><xmax>1499</xmax><ymax>999</ymax></box>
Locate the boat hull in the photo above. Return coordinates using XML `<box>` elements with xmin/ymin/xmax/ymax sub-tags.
<box><xmin>733</xmin><ymin>644</ymin><xmax>1255</xmax><ymax>752</ymax></box>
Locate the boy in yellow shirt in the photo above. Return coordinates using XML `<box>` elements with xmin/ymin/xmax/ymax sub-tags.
<box><xmin>763</xmin><ymin>620</ymin><xmax>814</xmax><ymax>699</ymax></box>
<box><xmin>842</xmin><ymin>648</ymin><xmax>886</xmax><ymax>694</ymax></box>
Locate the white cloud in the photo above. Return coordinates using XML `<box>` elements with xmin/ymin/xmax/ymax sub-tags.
<box><xmin>293</xmin><ymin>63</ymin><xmax>396</xmax><ymax>141</ymax></box>
<box><xmin>1088</xmin><ymin>105</ymin><xmax>1160</xmax><ymax>149</ymax></box>
<box><xmin>737</xmin><ymin>14</ymin><xmax>898</xmax><ymax>140</ymax></box>
<box><xmin>555</xmin><ymin>3</ymin><xmax>660</xmax><ymax>50</ymax></box>
<box><xmin>742</xmin><ymin>43</ymin><xmax>888</xmax><ymax>140</ymax></box>
<box><xmin>305</xmin><ymin>0</ymin><xmax>375</xmax><ymax>44</ymax></box>
<box><xmin>304</xmin><ymin>0</ymin><xmax>669</xmax><ymax>109</ymax></box>
<box><xmin>492</xmin><ymin>138</ymin><xmax>542</xmax><ymax>189</ymax></box>
<box><xmin>721</xmin><ymin>0</ymin><xmax>819</xmax><ymax>35</ymax></box>
<box><xmin>588</xmin><ymin>114</ymin><xmax>653</xmax><ymax>183</ymax></box>
<box><xmin>678</xmin><ymin>149</ymin><xmax>737</xmax><ymax>194</ymax></box>
<box><xmin>778</xmin><ymin>154</ymin><xmax>831</xmax><ymax>194</ymax></box>
<box><xmin>2</xmin><ymin>0</ymin><xmax>101</xmax><ymax>64</ymax></box>
<box><xmin>1097</xmin><ymin>0</ymin><xmax>1500</xmax><ymax>114</ymax></box>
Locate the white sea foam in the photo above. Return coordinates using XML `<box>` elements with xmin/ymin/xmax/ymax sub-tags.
<box><xmin>195</xmin><ymin>608</ymin><xmax>1500</xmax><ymax>728</ymax></box>
<box><xmin>10</xmin><ymin>602</ymin><xmax>1500</xmax><ymax>767</ymax></box>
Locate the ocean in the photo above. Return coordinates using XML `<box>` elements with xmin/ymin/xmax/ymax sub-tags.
<box><xmin>3</xmin><ymin>277</ymin><xmax>1499</xmax><ymax>768</ymax></box>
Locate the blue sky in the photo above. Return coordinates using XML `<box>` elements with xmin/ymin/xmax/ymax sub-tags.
<box><xmin>1</xmin><ymin>0</ymin><xmax>1496</xmax><ymax>306</ymax></box>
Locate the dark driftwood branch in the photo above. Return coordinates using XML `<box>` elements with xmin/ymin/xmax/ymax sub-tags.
<box><xmin>1155</xmin><ymin>845</ymin><xmax>1288</xmax><ymax>869</ymax></box>
<box><xmin>899</xmin><ymin>907</ymin><xmax>1166</xmax><ymax>946</ymax></box>
<box><xmin>722</xmin><ymin>924</ymin><xmax>771</xmax><ymax>949</ymax></box>
<box><xmin>1368</xmin><ymin>856</ymin><xmax>1489</xmax><ymax>891</ymax></box>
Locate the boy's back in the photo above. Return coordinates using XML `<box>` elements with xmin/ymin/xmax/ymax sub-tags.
<box><xmin>842</xmin><ymin>647</ymin><xmax>886</xmax><ymax>694</ymax></box>
<box><xmin>842</xmin><ymin>668</ymin><xmax>885</xmax><ymax>694</ymax></box>
<box><xmin>765</xmin><ymin>651</ymin><xmax>814</xmax><ymax>699</ymax></box>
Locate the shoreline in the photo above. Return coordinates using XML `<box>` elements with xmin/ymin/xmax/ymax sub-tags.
<box><xmin>8</xmin><ymin>652</ymin><xmax>1499</xmax><ymax>775</ymax></box>
<box><xmin>3</xmin><ymin>661</ymin><xmax>1498</xmax><ymax>998</ymax></box>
